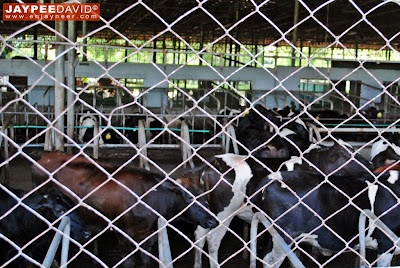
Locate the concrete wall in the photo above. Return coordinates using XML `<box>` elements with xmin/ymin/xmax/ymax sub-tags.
<box><xmin>0</xmin><ymin>59</ymin><xmax>398</xmax><ymax>109</ymax></box>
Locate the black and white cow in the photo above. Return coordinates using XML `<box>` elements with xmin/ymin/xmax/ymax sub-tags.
<box><xmin>191</xmin><ymin>141</ymin><xmax>372</xmax><ymax>268</ymax></box>
<box><xmin>125</xmin><ymin>115</ymin><xmax>150</xmax><ymax>144</ymax></box>
<box><xmin>303</xmin><ymin>109</ymin><xmax>349</xmax><ymax>126</ymax></box>
<box><xmin>235</xmin><ymin>105</ymin><xmax>286</xmax><ymax>158</ymax></box>
<box><xmin>218</xmin><ymin>107</ymin><xmax>243</xmax><ymax>127</ymax></box>
<box><xmin>370</xmin><ymin>139</ymin><xmax>400</xmax><ymax>170</ymax></box>
<box><xmin>358</xmin><ymin>106</ymin><xmax>384</xmax><ymax>124</ymax></box>
<box><xmin>78</xmin><ymin>112</ymin><xmax>104</xmax><ymax>144</ymax></box>
<box><xmin>236</xmin><ymin>105</ymin><xmax>316</xmax><ymax>158</ymax></box>
<box><xmin>78</xmin><ymin>113</ymin><xmax>127</xmax><ymax>144</ymax></box>
<box><xmin>277</xmin><ymin>115</ymin><xmax>312</xmax><ymax>156</ymax></box>
<box><xmin>192</xmin><ymin>154</ymin><xmax>255</xmax><ymax>268</ymax></box>
<box><xmin>282</xmin><ymin>140</ymin><xmax>372</xmax><ymax>176</ymax></box>
<box><xmin>125</xmin><ymin>115</ymin><xmax>166</xmax><ymax>144</ymax></box>
<box><xmin>250</xmin><ymin>167</ymin><xmax>400</xmax><ymax>267</ymax></box>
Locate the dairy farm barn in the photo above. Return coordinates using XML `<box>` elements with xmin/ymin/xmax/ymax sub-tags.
<box><xmin>1</xmin><ymin>0</ymin><xmax>400</xmax><ymax>267</ymax></box>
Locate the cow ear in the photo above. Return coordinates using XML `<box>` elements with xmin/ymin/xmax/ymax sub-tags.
<box><xmin>168</xmin><ymin>182</ymin><xmax>193</xmax><ymax>203</ymax></box>
<box><xmin>333</xmin><ymin>141</ymin><xmax>342</xmax><ymax>148</ymax></box>
<box><xmin>199</xmin><ymin>176</ymin><xmax>205</xmax><ymax>186</ymax></box>
<box><xmin>29</xmin><ymin>196</ymin><xmax>52</xmax><ymax>211</ymax></box>
<box><xmin>329</xmin><ymin>153</ymin><xmax>339</xmax><ymax>163</ymax></box>
<box><xmin>163</xmin><ymin>180</ymin><xmax>183</xmax><ymax>193</ymax></box>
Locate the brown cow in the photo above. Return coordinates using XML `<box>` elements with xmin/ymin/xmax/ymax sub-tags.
<box><xmin>31</xmin><ymin>151</ymin><xmax>217</xmax><ymax>267</ymax></box>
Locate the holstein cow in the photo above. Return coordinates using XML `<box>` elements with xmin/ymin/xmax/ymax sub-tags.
<box><xmin>78</xmin><ymin>112</ymin><xmax>122</xmax><ymax>145</ymax></box>
<box><xmin>0</xmin><ymin>187</ymin><xmax>90</xmax><ymax>267</ymax></box>
<box><xmin>125</xmin><ymin>115</ymin><xmax>163</xmax><ymax>144</ymax></box>
<box><xmin>192</xmin><ymin>141</ymin><xmax>371</xmax><ymax>268</ymax></box>
<box><xmin>192</xmin><ymin>154</ymin><xmax>254</xmax><ymax>268</ymax></box>
<box><xmin>236</xmin><ymin>105</ymin><xmax>315</xmax><ymax>158</ymax></box>
<box><xmin>31</xmin><ymin>152</ymin><xmax>217</xmax><ymax>267</ymax></box>
<box><xmin>251</xmin><ymin>167</ymin><xmax>400</xmax><ymax>267</ymax></box>
<box><xmin>235</xmin><ymin>105</ymin><xmax>286</xmax><ymax>158</ymax></box>
<box><xmin>281</xmin><ymin>140</ymin><xmax>372</xmax><ymax>177</ymax></box>
<box><xmin>370</xmin><ymin>139</ymin><xmax>400</xmax><ymax>170</ymax></box>
<box><xmin>78</xmin><ymin>112</ymin><xmax>104</xmax><ymax>144</ymax></box>
<box><xmin>277</xmin><ymin>115</ymin><xmax>312</xmax><ymax>156</ymax></box>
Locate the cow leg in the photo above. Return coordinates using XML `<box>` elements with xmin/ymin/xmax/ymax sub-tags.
<box><xmin>262</xmin><ymin>237</ymin><xmax>286</xmax><ymax>268</ymax></box>
<box><xmin>120</xmin><ymin>250</ymin><xmax>136</xmax><ymax>268</ymax></box>
<box><xmin>377</xmin><ymin>253</ymin><xmax>394</xmax><ymax>267</ymax></box>
<box><xmin>194</xmin><ymin>226</ymin><xmax>209</xmax><ymax>268</ymax></box>
<box><xmin>92</xmin><ymin>240</ymin><xmax>99</xmax><ymax>265</ymax></box>
<box><xmin>236</xmin><ymin>206</ymin><xmax>254</xmax><ymax>260</ymax></box>
<box><xmin>207</xmin><ymin>217</ymin><xmax>234</xmax><ymax>268</ymax></box>
<box><xmin>139</xmin><ymin>236</ymin><xmax>157</xmax><ymax>268</ymax></box>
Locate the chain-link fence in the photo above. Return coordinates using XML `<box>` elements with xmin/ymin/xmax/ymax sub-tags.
<box><xmin>1</xmin><ymin>0</ymin><xmax>400</xmax><ymax>267</ymax></box>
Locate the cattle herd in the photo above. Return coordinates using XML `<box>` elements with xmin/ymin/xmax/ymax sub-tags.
<box><xmin>2</xmin><ymin>104</ymin><xmax>400</xmax><ymax>267</ymax></box>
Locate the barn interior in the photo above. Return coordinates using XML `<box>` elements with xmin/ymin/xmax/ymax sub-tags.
<box><xmin>1</xmin><ymin>0</ymin><xmax>400</xmax><ymax>267</ymax></box>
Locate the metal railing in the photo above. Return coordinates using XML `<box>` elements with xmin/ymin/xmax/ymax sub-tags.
<box><xmin>42</xmin><ymin>216</ymin><xmax>72</xmax><ymax>268</ymax></box>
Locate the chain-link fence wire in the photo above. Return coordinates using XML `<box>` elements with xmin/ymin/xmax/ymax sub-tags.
<box><xmin>1</xmin><ymin>0</ymin><xmax>400</xmax><ymax>267</ymax></box>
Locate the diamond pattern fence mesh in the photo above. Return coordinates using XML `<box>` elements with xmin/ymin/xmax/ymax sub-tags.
<box><xmin>1</xmin><ymin>0</ymin><xmax>400</xmax><ymax>267</ymax></box>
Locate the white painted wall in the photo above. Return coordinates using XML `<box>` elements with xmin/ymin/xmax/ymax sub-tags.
<box><xmin>0</xmin><ymin>59</ymin><xmax>398</xmax><ymax>108</ymax></box>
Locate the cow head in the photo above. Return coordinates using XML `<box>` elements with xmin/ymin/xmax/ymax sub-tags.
<box><xmin>320</xmin><ymin>141</ymin><xmax>372</xmax><ymax>176</ymax></box>
<box><xmin>361</xmin><ymin>106</ymin><xmax>384</xmax><ymax>119</ymax></box>
<box><xmin>33</xmin><ymin>188</ymin><xmax>91</xmax><ymax>243</ymax></box>
<box><xmin>173</xmin><ymin>173</ymin><xmax>217</xmax><ymax>229</ymax></box>
<box><xmin>371</xmin><ymin>139</ymin><xmax>400</xmax><ymax>169</ymax></box>
<box><xmin>241</xmin><ymin>129</ymin><xmax>289</xmax><ymax>158</ymax></box>
<box><xmin>286</xmin><ymin>118</ymin><xmax>309</xmax><ymax>142</ymax></box>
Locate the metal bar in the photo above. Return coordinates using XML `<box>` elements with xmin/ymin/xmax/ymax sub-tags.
<box><xmin>60</xmin><ymin>219</ymin><xmax>71</xmax><ymax>267</ymax></box>
<box><xmin>42</xmin><ymin>216</ymin><xmax>71</xmax><ymax>268</ymax></box>
<box><xmin>41</xmin><ymin>87</ymin><xmax>51</xmax><ymax>111</ymax></box>
<box><xmin>54</xmin><ymin>20</ymin><xmax>65</xmax><ymax>151</ymax></box>
<box><xmin>81</xmin><ymin>0</ymin><xmax>87</xmax><ymax>62</ymax></box>
<box><xmin>138</xmin><ymin>119</ymin><xmax>150</xmax><ymax>170</ymax></box>
<box><xmin>18</xmin><ymin>143</ymin><xmax>223</xmax><ymax>149</ymax></box>
<box><xmin>158</xmin><ymin>217</ymin><xmax>173</xmax><ymax>268</ymax></box>
<box><xmin>8</xmin><ymin>125</ymin><xmax>14</xmax><ymax>156</ymax></box>
<box><xmin>358</xmin><ymin>209</ymin><xmax>400</xmax><ymax>268</ymax></box>
<box><xmin>291</xmin><ymin>0</ymin><xmax>299</xmax><ymax>66</ymax></box>
<box><xmin>226</xmin><ymin>124</ymin><xmax>239</xmax><ymax>154</ymax></box>
<box><xmin>250</xmin><ymin>212</ymin><xmax>305</xmax><ymax>268</ymax></box>
<box><xmin>0</xmin><ymin>117</ymin><xmax>12</xmax><ymax>149</ymax></box>
<box><xmin>44</xmin><ymin>125</ymin><xmax>54</xmax><ymax>151</ymax></box>
<box><xmin>362</xmin><ymin>209</ymin><xmax>400</xmax><ymax>246</ymax></box>
<box><xmin>317</xmin><ymin>128</ymin><xmax>400</xmax><ymax>133</ymax></box>
<box><xmin>180</xmin><ymin>120</ymin><xmax>194</xmax><ymax>169</ymax></box>
<box><xmin>3</xmin><ymin>128</ymin><xmax>10</xmax><ymax>186</ymax></box>
<box><xmin>359</xmin><ymin>211</ymin><xmax>368</xmax><ymax>268</ymax></box>
<box><xmin>67</xmin><ymin>20</ymin><xmax>76</xmax><ymax>154</ymax></box>
<box><xmin>93</xmin><ymin>118</ymin><xmax>99</xmax><ymax>159</ymax></box>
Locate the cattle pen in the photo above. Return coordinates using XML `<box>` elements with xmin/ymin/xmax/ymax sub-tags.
<box><xmin>2</xmin><ymin>1</ymin><xmax>400</xmax><ymax>267</ymax></box>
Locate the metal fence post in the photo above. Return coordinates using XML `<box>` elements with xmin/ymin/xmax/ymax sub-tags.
<box><xmin>93</xmin><ymin>119</ymin><xmax>99</xmax><ymax>159</ymax></box>
<box><xmin>250</xmin><ymin>212</ymin><xmax>305</xmax><ymax>268</ymax></box>
<box><xmin>158</xmin><ymin>217</ymin><xmax>173</xmax><ymax>268</ymax></box>
<box><xmin>67</xmin><ymin>20</ymin><xmax>77</xmax><ymax>154</ymax></box>
<box><xmin>54</xmin><ymin>20</ymin><xmax>66</xmax><ymax>152</ymax></box>
<box><xmin>138</xmin><ymin>119</ymin><xmax>150</xmax><ymax>170</ymax></box>
<box><xmin>180</xmin><ymin>120</ymin><xmax>194</xmax><ymax>169</ymax></box>
<box><xmin>224</xmin><ymin>124</ymin><xmax>239</xmax><ymax>154</ymax></box>
<box><xmin>42</xmin><ymin>216</ymin><xmax>71</xmax><ymax>268</ymax></box>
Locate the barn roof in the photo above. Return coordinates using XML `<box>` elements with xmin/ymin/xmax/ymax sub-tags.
<box><xmin>1</xmin><ymin>0</ymin><xmax>399</xmax><ymax>50</ymax></box>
